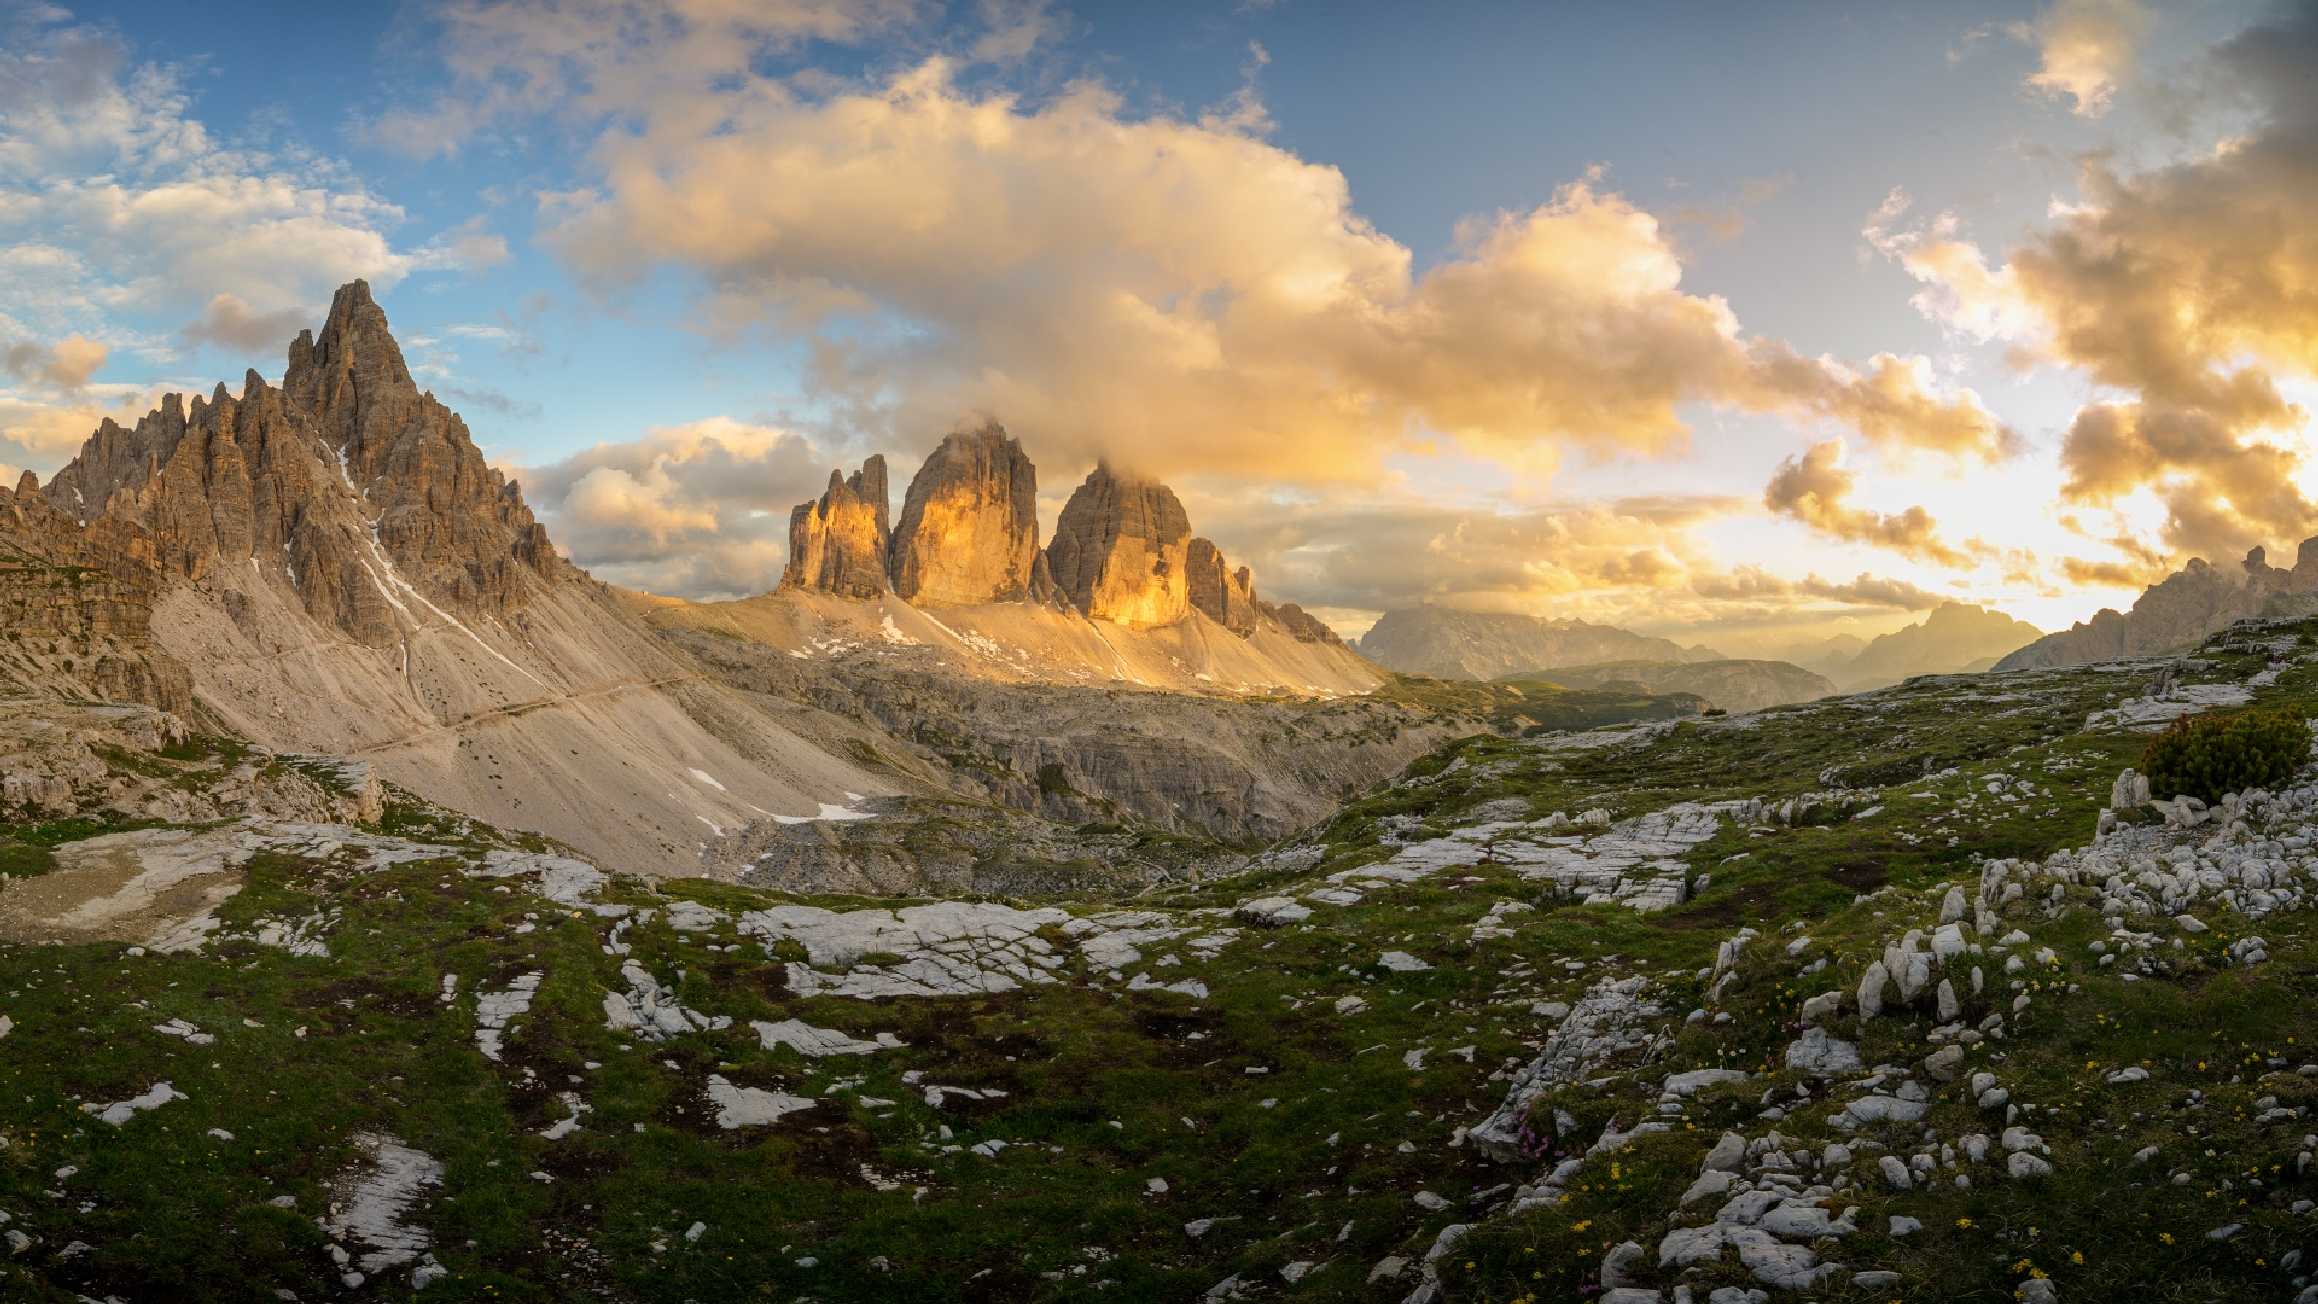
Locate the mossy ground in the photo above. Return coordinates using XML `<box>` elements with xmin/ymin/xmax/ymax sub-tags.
<box><xmin>2</xmin><ymin>626</ymin><xmax>2316</xmax><ymax>1300</ymax></box>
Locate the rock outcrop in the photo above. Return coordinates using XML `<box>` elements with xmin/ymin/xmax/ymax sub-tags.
<box><xmin>285</xmin><ymin>280</ymin><xmax>569</xmax><ymax>611</ymax></box>
<box><xmin>1046</xmin><ymin>465</ymin><xmax>1192</xmax><ymax>627</ymax></box>
<box><xmin>0</xmin><ymin>471</ymin><xmax>193</xmax><ymax>714</ymax></box>
<box><xmin>1996</xmin><ymin>543</ymin><xmax>2318</xmax><ymax>671</ymax></box>
<box><xmin>1186</xmin><ymin>537</ymin><xmax>1260</xmax><ymax>636</ymax></box>
<box><xmin>1359</xmin><ymin>607</ymin><xmax>1717</xmax><ymax>681</ymax></box>
<box><xmin>781</xmin><ymin>457</ymin><xmax>890</xmax><ymax>598</ymax></box>
<box><xmin>780</xmin><ymin>427</ymin><xmax>1346</xmax><ymax>645</ymax></box>
<box><xmin>887</xmin><ymin>422</ymin><xmax>1055</xmax><ymax>605</ymax></box>
<box><xmin>1261</xmin><ymin>601</ymin><xmax>1346</xmax><ymax>648</ymax></box>
<box><xmin>43</xmin><ymin>280</ymin><xmax>568</xmax><ymax>647</ymax></box>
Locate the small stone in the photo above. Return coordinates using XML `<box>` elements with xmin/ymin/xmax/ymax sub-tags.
<box><xmin>1703</xmin><ymin>1132</ymin><xmax>1748</xmax><ymax>1173</ymax></box>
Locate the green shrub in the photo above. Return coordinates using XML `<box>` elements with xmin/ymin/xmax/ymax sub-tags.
<box><xmin>2140</xmin><ymin>707</ymin><xmax>2309</xmax><ymax>803</ymax></box>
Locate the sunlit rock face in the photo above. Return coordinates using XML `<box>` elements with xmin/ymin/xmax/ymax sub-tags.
<box><xmin>1186</xmin><ymin>537</ymin><xmax>1259</xmax><ymax>636</ymax></box>
<box><xmin>781</xmin><ymin>457</ymin><xmax>890</xmax><ymax>599</ymax></box>
<box><xmin>887</xmin><ymin>421</ymin><xmax>1054</xmax><ymax>606</ymax></box>
<box><xmin>1047</xmin><ymin>464</ymin><xmax>1192</xmax><ymax>628</ymax></box>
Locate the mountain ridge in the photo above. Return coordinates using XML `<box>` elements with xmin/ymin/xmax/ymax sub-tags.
<box><xmin>1356</xmin><ymin>606</ymin><xmax>1719</xmax><ymax>681</ymax></box>
<box><xmin>1998</xmin><ymin>542</ymin><xmax>2318</xmax><ymax>671</ymax></box>
<box><xmin>29</xmin><ymin>280</ymin><xmax>887</xmax><ymax>875</ymax></box>
<box><xmin>1513</xmin><ymin>656</ymin><xmax>1837</xmax><ymax>712</ymax></box>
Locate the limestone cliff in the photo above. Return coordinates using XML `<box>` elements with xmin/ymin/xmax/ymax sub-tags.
<box><xmin>27</xmin><ymin>280</ymin><xmax>884</xmax><ymax>875</ymax></box>
<box><xmin>781</xmin><ymin>457</ymin><xmax>890</xmax><ymax>598</ymax></box>
<box><xmin>887</xmin><ymin>422</ymin><xmax>1055</xmax><ymax>605</ymax></box>
<box><xmin>1186</xmin><ymin>537</ymin><xmax>1260</xmax><ymax>636</ymax></box>
<box><xmin>0</xmin><ymin>471</ymin><xmax>193</xmax><ymax>714</ymax></box>
<box><xmin>1047</xmin><ymin>464</ymin><xmax>1192</xmax><ymax>627</ymax></box>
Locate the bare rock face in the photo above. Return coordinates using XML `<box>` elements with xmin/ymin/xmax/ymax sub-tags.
<box><xmin>283</xmin><ymin>280</ymin><xmax>571</xmax><ymax>610</ymax></box>
<box><xmin>781</xmin><ymin>457</ymin><xmax>889</xmax><ymax>598</ymax></box>
<box><xmin>888</xmin><ymin>422</ymin><xmax>1053</xmax><ymax>605</ymax></box>
<box><xmin>0</xmin><ymin>472</ymin><xmax>193</xmax><ymax>714</ymax></box>
<box><xmin>1185</xmin><ymin>537</ymin><xmax>1260</xmax><ymax>637</ymax></box>
<box><xmin>1995</xmin><ymin>543</ymin><xmax>2318</xmax><ymax>671</ymax></box>
<box><xmin>1046</xmin><ymin>464</ymin><xmax>1192</xmax><ymax>627</ymax></box>
<box><xmin>44</xmin><ymin>280</ymin><xmax>568</xmax><ymax>648</ymax></box>
<box><xmin>1262</xmin><ymin>601</ymin><xmax>1347</xmax><ymax>648</ymax></box>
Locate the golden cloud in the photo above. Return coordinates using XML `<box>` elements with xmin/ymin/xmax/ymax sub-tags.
<box><xmin>501</xmin><ymin>49</ymin><xmax>2012</xmax><ymax>487</ymax></box>
<box><xmin>2023</xmin><ymin>0</ymin><xmax>2152</xmax><ymax>117</ymax></box>
<box><xmin>1761</xmin><ymin>439</ymin><xmax>1978</xmax><ymax>566</ymax></box>
<box><xmin>511</xmin><ymin>416</ymin><xmax>839</xmax><ymax>597</ymax></box>
<box><xmin>1</xmin><ymin>334</ymin><xmax>106</xmax><ymax>390</ymax></box>
<box><xmin>1871</xmin><ymin>2</ymin><xmax>2318</xmax><ymax>569</ymax></box>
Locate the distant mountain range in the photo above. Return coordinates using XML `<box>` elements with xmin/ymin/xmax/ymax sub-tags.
<box><xmin>1356</xmin><ymin>607</ymin><xmax>1719</xmax><ymax>682</ymax></box>
<box><xmin>1825</xmin><ymin>601</ymin><xmax>2044</xmax><ymax>690</ymax></box>
<box><xmin>1357</xmin><ymin>601</ymin><xmax>2042</xmax><ymax>700</ymax></box>
<box><xmin>1512</xmin><ymin>659</ymin><xmax>1837</xmax><ymax>713</ymax></box>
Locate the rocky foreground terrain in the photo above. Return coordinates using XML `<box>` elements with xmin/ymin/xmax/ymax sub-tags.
<box><xmin>4</xmin><ymin>613</ymin><xmax>2318</xmax><ymax>1301</ymax></box>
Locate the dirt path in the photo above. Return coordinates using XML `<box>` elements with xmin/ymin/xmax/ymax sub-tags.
<box><xmin>340</xmin><ymin>674</ymin><xmax>700</xmax><ymax>756</ymax></box>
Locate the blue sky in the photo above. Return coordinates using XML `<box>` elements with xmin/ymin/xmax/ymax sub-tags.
<box><xmin>3</xmin><ymin>0</ymin><xmax>2309</xmax><ymax>655</ymax></box>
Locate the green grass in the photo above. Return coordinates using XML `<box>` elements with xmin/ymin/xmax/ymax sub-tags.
<box><xmin>5</xmin><ymin>617</ymin><xmax>2318</xmax><ymax>1300</ymax></box>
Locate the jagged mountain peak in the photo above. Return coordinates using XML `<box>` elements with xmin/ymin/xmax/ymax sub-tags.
<box><xmin>43</xmin><ymin>280</ymin><xmax>568</xmax><ymax>642</ymax></box>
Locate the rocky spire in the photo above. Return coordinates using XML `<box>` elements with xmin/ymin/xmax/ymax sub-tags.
<box><xmin>1185</xmin><ymin>536</ymin><xmax>1259</xmax><ymax>636</ymax></box>
<box><xmin>887</xmin><ymin>420</ymin><xmax>1056</xmax><ymax>605</ymax></box>
<box><xmin>781</xmin><ymin>456</ymin><xmax>890</xmax><ymax>598</ymax></box>
<box><xmin>1046</xmin><ymin>463</ymin><xmax>1192</xmax><ymax>627</ymax></box>
<box><xmin>283</xmin><ymin>279</ymin><xmax>414</xmax><ymax>458</ymax></box>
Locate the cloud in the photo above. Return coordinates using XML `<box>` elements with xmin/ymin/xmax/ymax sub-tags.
<box><xmin>498</xmin><ymin>48</ymin><xmax>2015</xmax><ymax>487</ymax></box>
<box><xmin>1691</xmin><ymin>566</ymin><xmax>1949</xmax><ymax>612</ymax></box>
<box><xmin>1173</xmin><ymin>485</ymin><xmax>1953</xmax><ymax>646</ymax></box>
<box><xmin>1870</xmin><ymin>2</ymin><xmax>2318</xmax><ymax>569</ymax></box>
<box><xmin>1862</xmin><ymin>190</ymin><xmax>2042</xmax><ymax>346</ymax></box>
<box><xmin>2023</xmin><ymin>0</ymin><xmax>2151</xmax><ymax>117</ymax></box>
<box><xmin>2</xmin><ymin>333</ymin><xmax>106</xmax><ymax>389</ymax></box>
<box><xmin>0</xmin><ymin>381</ymin><xmax>163</xmax><ymax>476</ymax></box>
<box><xmin>512</xmin><ymin>416</ymin><xmax>836</xmax><ymax>597</ymax></box>
<box><xmin>181</xmin><ymin>292</ymin><xmax>310</xmax><ymax>353</ymax></box>
<box><xmin>436</xmin><ymin>382</ymin><xmax>542</xmax><ymax>420</ymax></box>
<box><xmin>1762</xmin><ymin>440</ymin><xmax>1977</xmax><ymax>566</ymax></box>
<box><xmin>0</xmin><ymin>6</ymin><xmax>497</xmax><ymax>339</ymax></box>
<box><xmin>2060</xmin><ymin>555</ymin><xmax>2158</xmax><ymax>587</ymax></box>
<box><xmin>364</xmin><ymin>0</ymin><xmax>931</xmax><ymax>159</ymax></box>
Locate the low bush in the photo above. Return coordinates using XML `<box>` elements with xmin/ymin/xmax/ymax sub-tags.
<box><xmin>2141</xmin><ymin>707</ymin><xmax>2309</xmax><ymax>804</ymax></box>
